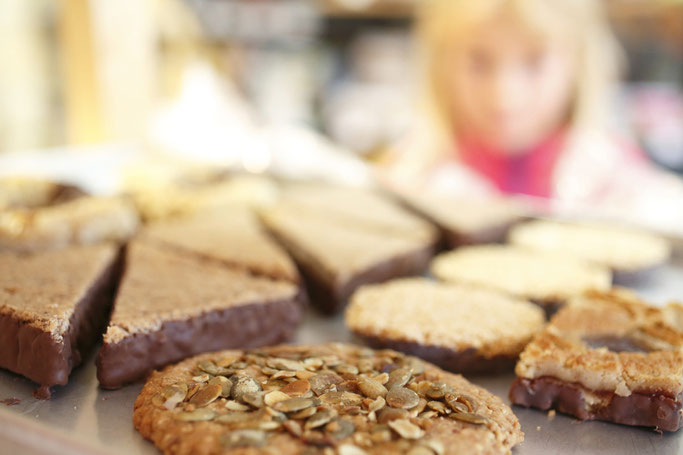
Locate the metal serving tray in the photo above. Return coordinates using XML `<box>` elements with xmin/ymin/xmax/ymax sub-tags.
<box><xmin>1</xmin><ymin>264</ymin><xmax>682</xmax><ymax>455</ymax></box>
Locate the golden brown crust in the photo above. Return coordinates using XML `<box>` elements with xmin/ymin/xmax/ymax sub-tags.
<box><xmin>346</xmin><ymin>278</ymin><xmax>545</xmax><ymax>359</ymax></box>
<box><xmin>430</xmin><ymin>245</ymin><xmax>611</xmax><ymax>302</ymax></box>
<box><xmin>508</xmin><ymin>220</ymin><xmax>671</xmax><ymax>272</ymax></box>
<box><xmin>134</xmin><ymin>344</ymin><xmax>523</xmax><ymax>455</ymax></box>
<box><xmin>516</xmin><ymin>290</ymin><xmax>683</xmax><ymax>397</ymax></box>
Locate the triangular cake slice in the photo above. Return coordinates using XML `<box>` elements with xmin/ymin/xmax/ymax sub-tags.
<box><xmin>279</xmin><ymin>184</ymin><xmax>438</xmax><ymax>243</ymax></box>
<box><xmin>0</xmin><ymin>244</ymin><xmax>121</xmax><ymax>398</ymax></box>
<box><xmin>399</xmin><ymin>190</ymin><xmax>524</xmax><ymax>247</ymax></box>
<box><xmin>139</xmin><ymin>208</ymin><xmax>299</xmax><ymax>283</ymax></box>
<box><xmin>261</xmin><ymin>203</ymin><xmax>435</xmax><ymax>314</ymax></box>
<box><xmin>96</xmin><ymin>240</ymin><xmax>302</xmax><ymax>389</ymax></box>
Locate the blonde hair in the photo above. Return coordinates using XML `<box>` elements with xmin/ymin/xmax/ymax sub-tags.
<box><xmin>395</xmin><ymin>0</ymin><xmax>623</xmax><ymax>177</ymax></box>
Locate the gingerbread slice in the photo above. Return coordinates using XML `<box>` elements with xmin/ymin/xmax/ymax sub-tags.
<box><xmin>96</xmin><ymin>240</ymin><xmax>303</xmax><ymax>389</ymax></box>
<box><xmin>139</xmin><ymin>208</ymin><xmax>299</xmax><ymax>283</ymax></box>
<box><xmin>508</xmin><ymin>220</ymin><xmax>671</xmax><ymax>284</ymax></box>
<box><xmin>133</xmin><ymin>343</ymin><xmax>523</xmax><ymax>455</ymax></box>
<box><xmin>346</xmin><ymin>278</ymin><xmax>545</xmax><ymax>374</ymax></box>
<box><xmin>430</xmin><ymin>245</ymin><xmax>612</xmax><ymax>316</ymax></box>
<box><xmin>0</xmin><ymin>244</ymin><xmax>121</xmax><ymax>398</ymax></box>
<box><xmin>261</xmin><ymin>202</ymin><xmax>436</xmax><ymax>314</ymax></box>
<box><xmin>510</xmin><ymin>290</ymin><xmax>683</xmax><ymax>431</ymax></box>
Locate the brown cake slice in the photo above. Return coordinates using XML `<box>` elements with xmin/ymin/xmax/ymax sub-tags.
<box><xmin>279</xmin><ymin>184</ymin><xmax>438</xmax><ymax>243</ymax></box>
<box><xmin>96</xmin><ymin>240</ymin><xmax>303</xmax><ymax>389</ymax></box>
<box><xmin>261</xmin><ymin>202</ymin><xmax>437</xmax><ymax>314</ymax></box>
<box><xmin>510</xmin><ymin>289</ymin><xmax>683</xmax><ymax>431</ymax></box>
<box><xmin>0</xmin><ymin>244</ymin><xmax>121</xmax><ymax>398</ymax></box>
<box><xmin>139</xmin><ymin>208</ymin><xmax>299</xmax><ymax>283</ymax></box>
<box><xmin>399</xmin><ymin>191</ymin><xmax>524</xmax><ymax>246</ymax></box>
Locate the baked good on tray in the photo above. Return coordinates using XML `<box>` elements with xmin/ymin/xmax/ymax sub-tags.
<box><xmin>279</xmin><ymin>184</ymin><xmax>438</xmax><ymax>243</ymax></box>
<box><xmin>430</xmin><ymin>245</ymin><xmax>612</xmax><ymax>316</ymax></box>
<box><xmin>399</xmin><ymin>191</ymin><xmax>523</xmax><ymax>247</ymax></box>
<box><xmin>260</xmin><ymin>187</ymin><xmax>438</xmax><ymax>314</ymax></box>
<box><xmin>96</xmin><ymin>240</ymin><xmax>303</xmax><ymax>389</ymax></box>
<box><xmin>139</xmin><ymin>208</ymin><xmax>299</xmax><ymax>283</ymax></box>
<box><xmin>510</xmin><ymin>289</ymin><xmax>683</xmax><ymax>432</ymax></box>
<box><xmin>0</xmin><ymin>194</ymin><xmax>139</xmax><ymax>253</ymax></box>
<box><xmin>133</xmin><ymin>343</ymin><xmax>523</xmax><ymax>455</ymax></box>
<box><xmin>0</xmin><ymin>176</ymin><xmax>85</xmax><ymax>210</ymax></box>
<box><xmin>508</xmin><ymin>220</ymin><xmax>671</xmax><ymax>284</ymax></box>
<box><xmin>0</xmin><ymin>244</ymin><xmax>121</xmax><ymax>398</ymax></box>
<box><xmin>346</xmin><ymin>278</ymin><xmax>545</xmax><ymax>374</ymax></box>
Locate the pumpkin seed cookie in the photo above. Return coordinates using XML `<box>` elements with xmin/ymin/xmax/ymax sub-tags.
<box><xmin>134</xmin><ymin>343</ymin><xmax>523</xmax><ymax>455</ymax></box>
<box><xmin>510</xmin><ymin>289</ymin><xmax>683</xmax><ymax>431</ymax></box>
<box><xmin>346</xmin><ymin>278</ymin><xmax>545</xmax><ymax>374</ymax></box>
<box><xmin>430</xmin><ymin>245</ymin><xmax>611</xmax><ymax>316</ymax></box>
<box><xmin>508</xmin><ymin>220</ymin><xmax>671</xmax><ymax>284</ymax></box>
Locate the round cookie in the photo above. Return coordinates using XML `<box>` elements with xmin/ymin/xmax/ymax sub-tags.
<box><xmin>346</xmin><ymin>278</ymin><xmax>545</xmax><ymax>374</ymax></box>
<box><xmin>430</xmin><ymin>245</ymin><xmax>611</xmax><ymax>316</ymax></box>
<box><xmin>508</xmin><ymin>220</ymin><xmax>671</xmax><ymax>284</ymax></box>
<box><xmin>134</xmin><ymin>343</ymin><xmax>523</xmax><ymax>455</ymax></box>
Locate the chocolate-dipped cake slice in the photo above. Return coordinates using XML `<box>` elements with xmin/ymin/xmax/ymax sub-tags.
<box><xmin>510</xmin><ymin>289</ymin><xmax>683</xmax><ymax>431</ymax></box>
<box><xmin>139</xmin><ymin>208</ymin><xmax>299</xmax><ymax>283</ymax></box>
<box><xmin>96</xmin><ymin>240</ymin><xmax>303</xmax><ymax>389</ymax></box>
<box><xmin>0</xmin><ymin>244</ymin><xmax>121</xmax><ymax>398</ymax></box>
<box><xmin>399</xmin><ymin>191</ymin><xmax>524</xmax><ymax>246</ymax></box>
<box><xmin>346</xmin><ymin>278</ymin><xmax>545</xmax><ymax>374</ymax></box>
<box><xmin>261</xmin><ymin>203</ymin><xmax>436</xmax><ymax>314</ymax></box>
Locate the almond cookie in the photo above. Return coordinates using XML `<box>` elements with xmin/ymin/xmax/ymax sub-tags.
<box><xmin>134</xmin><ymin>343</ymin><xmax>523</xmax><ymax>454</ymax></box>
<box><xmin>510</xmin><ymin>289</ymin><xmax>683</xmax><ymax>431</ymax></box>
<box><xmin>508</xmin><ymin>220</ymin><xmax>671</xmax><ymax>284</ymax></box>
<box><xmin>430</xmin><ymin>245</ymin><xmax>611</xmax><ymax>316</ymax></box>
<box><xmin>346</xmin><ymin>278</ymin><xmax>545</xmax><ymax>374</ymax></box>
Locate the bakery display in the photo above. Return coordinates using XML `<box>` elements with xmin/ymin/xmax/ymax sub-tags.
<box><xmin>139</xmin><ymin>208</ymin><xmax>299</xmax><ymax>283</ymax></box>
<box><xmin>0</xmin><ymin>244</ymin><xmax>121</xmax><ymax>398</ymax></box>
<box><xmin>399</xmin><ymin>191</ymin><xmax>523</xmax><ymax>246</ymax></box>
<box><xmin>261</xmin><ymin>201</ymin><xmax>437</xmax><ymax>314</ymax></box>
<box><xmin>96</xmin><ymin>240</ymin><xmax>303</xmax><ymax>389</ymax></box>
<box><xmin>346</xmin><ymin>278</ymin><xmax>545</xmax><ymax>374</ymax></box>
<box><xmin>510</xmin><ymin>289</ymin><xmax>683</xmax><ymax>432</ymax></box>
<box><xmin>508</xmin><ymin>220</ymin><xmax>671</xmax><ymax>284</ymax></box>
<box><xmin>133</xmin><ymin>343</ymin><xmax>523</xmax><ymax>455</ymax></box>
<box><xmin>430</xmin><ymin>245</ymin><xmax>612</xmax><ymax>316</ymax></box>
<box><xmin>0</xmin><ymin>195</ymin><xmax>139</xmax><ymax>253</ymax></box>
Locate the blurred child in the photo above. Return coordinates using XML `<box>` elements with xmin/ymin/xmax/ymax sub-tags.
<box><xmin>388</xmin><ymin>0</ymin><xmax>683</xmax><ymax>233</ymax></box>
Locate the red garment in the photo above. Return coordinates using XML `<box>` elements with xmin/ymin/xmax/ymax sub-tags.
<box><xmin>456</xmin><ymin>132</ymin><xmax>566</xmax><ymax>198</ymax></box>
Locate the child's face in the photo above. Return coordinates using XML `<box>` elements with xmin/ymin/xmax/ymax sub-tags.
<box><xmin>447</xmin><ymin>12</ymin><xmax>577</xmax><ymax>154</ymax></box>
